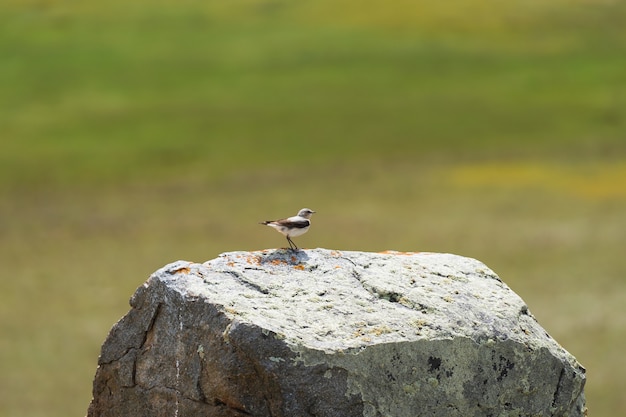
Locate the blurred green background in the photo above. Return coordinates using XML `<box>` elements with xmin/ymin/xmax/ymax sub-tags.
<box><xmin>1</xmin><ymin>0</ymin><xmax>625</xmax><ymax>415</ymax></box>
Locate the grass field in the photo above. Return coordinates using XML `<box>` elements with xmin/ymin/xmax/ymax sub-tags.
<box><xmin>1</xmin><ymin>1</ymin><xmax>625</xmax><ymax>416</ymax></box>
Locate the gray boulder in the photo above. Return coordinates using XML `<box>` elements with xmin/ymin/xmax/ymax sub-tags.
<box><xmin>87</xmin><ymin>249</ymin><xmax>586</xmax><ymax>417</ymax></box>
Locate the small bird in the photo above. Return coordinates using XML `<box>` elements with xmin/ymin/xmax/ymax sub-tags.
<box><xmin>260</xmin><ymin>208</ymin><xmax>316</xmax><ymax>251</ymax></box>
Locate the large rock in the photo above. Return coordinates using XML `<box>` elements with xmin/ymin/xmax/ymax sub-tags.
<box><xmin>87</xmin><ymin>249</ymin><xmax>586</xmax><ymax>417</ymax></box>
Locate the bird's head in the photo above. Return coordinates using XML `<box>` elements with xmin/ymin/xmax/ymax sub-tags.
<box><xmin>297</xmin><ymin>208</ymin><xmax>316</xmax><ymax>219</ymax></box>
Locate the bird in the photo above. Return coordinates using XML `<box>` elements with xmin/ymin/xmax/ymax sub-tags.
<box><xmin>260</xmin><ymin>208</ymin><xmax>316</xmax><ymax>251</ymax></box>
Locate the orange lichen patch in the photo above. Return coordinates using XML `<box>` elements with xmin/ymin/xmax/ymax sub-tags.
<box><xmin>245</xmin><ymin>255</ymin><xmax>261</xmax><ymax>265</ymax></box>
<box><xmin>371</xmin><ymin>326</ymin><xmax>393</xmax><ymax>336</ymax></box>
<box><xmin>354</xmin><ymin>331</ymin><xmax>381</xmax><ymax>342</ymax></box>
<box><xmin>330</xmin><ymin>250</ymin><xmax>343</xmax><ymax>257</ymax></box>
<box><xmin>226</xmin><ymin>262</ymin><xmax>235</xmax><ymax>267</ymax></box>
<box><xmin>172</xmin><ymin>266</ymin><xmax>190</xmax><ymax>274</ymax></box>
<box><xmin>270</xmin><ymin>259</ymin><xmax>287</xmax><ymax>266</ymax></box>
<box><xmin>379</xmin><ymin>250</ymin><xmax>420</xmax><ymax>256</ymax></box>
<box><xmin>293</xmin><ymin>264</ymin><xmax>305</xmax><ymax>270</ymax></box>
<box><xmin>353</xmin><ymin>328</ymin><xmax>366</xmax><ymax>338</ymax></box>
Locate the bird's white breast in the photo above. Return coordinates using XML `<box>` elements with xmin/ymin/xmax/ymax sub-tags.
<box><xmin>284</xmin><ymin>225</ymin><xmax>310</xmax><ymax>237</ymax></box>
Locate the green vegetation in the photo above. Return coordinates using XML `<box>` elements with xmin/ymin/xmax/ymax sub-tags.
<box><xmin>1</xmin><ymin>1</ymin><xmax>624</xmax><ymax>416</ymax></box>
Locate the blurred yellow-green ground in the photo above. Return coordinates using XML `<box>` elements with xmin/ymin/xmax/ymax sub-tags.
<box><xmin>1</xmin><ymin>1</ymin><xmax>625</xmax><ymax>416</ymax></box>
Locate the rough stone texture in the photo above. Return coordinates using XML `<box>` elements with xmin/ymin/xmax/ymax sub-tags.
<box><xmin>87</xmin><ymin>249</ymin><xmax>586</xmax><ymax>417</ymax></box>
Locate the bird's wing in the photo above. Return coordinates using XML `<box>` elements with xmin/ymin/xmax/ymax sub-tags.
<box><xmin>275</xmin><ymin>217</ymin><xmax>310</xmax><ymax>229</ymax></box>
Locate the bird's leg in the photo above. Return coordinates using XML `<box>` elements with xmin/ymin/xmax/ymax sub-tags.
<box><xmin>286</xmin><ymin>236</ymin><xmax>298</xmax><ymax>251</ymax></box>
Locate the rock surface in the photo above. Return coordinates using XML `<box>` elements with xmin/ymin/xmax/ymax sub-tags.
<box><xmin>87</xmin><ymin>249</ymin><xmax>586</xmax><ymax>417</ymax></box>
